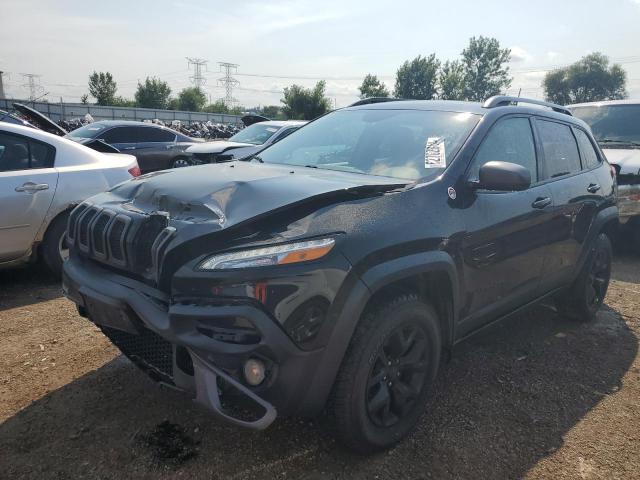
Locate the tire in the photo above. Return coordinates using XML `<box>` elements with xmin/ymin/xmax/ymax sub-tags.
<box><xmin>556</xmin><ymin>233</ymin><xmax>612</xmax><ymax>322</ymax></box>
<box><xmin>41</xmin><ymin>211</ymin><xmax>70</xmax><ymax>278</ymax></box>
<box><xmin>329</xmin><ymin>295</ymin><xmax>442</xmax><ymax>453</ymax></box>
<box><xmin>171</xmin><ymin>157</ymin><xmax>192</xmax><ymax>169</ymax></box>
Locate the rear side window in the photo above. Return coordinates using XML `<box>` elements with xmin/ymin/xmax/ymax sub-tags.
<box><xmin>574</xmin><ymin>128</ymin><xmax>601</xmax><ymax>169</ymax></box>
<box><xmin>102</xmin><ymin>127</ymin><xmax>138</xmax><ymax>143</ymax></box>
<box><xmin>0</xmin><ymin>132</ymin><xmax>55</xmax><ymax>171</ymax></box>
<box><xmin>140</xmin><ymin>127</ymin><xmax>176</xmax><ymax>142</ymax></box>
<box><xmin>537</xmin><ymin>120</ymin><xmax>581</xmax><ymax>179</ymax></box>
<box><xmin>469</xmin><ymin>117</ymin><xmax>538</xmax><ymax>182</ymax></box>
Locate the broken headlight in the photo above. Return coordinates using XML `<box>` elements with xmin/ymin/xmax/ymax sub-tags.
<box><xmin>198</xmin><ymin>238</ymin><xmax>335</xmax><ymax>271</ymax></box>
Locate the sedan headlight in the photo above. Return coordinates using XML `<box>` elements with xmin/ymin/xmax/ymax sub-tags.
<box><xmin>198</xmin><ymin>238</ymin><xmax>335</xmax><ymax>271</ymax></box>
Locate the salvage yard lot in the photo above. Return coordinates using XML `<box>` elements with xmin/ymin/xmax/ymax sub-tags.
<box><xmin>0</xmin><ymin>259</ymin><xmax>639</xmax><ymax>480</ymax></box>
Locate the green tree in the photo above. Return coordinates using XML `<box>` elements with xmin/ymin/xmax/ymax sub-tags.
<box><xmin>394</xmin><ymin>54</ymin><xmax>440</xmax><ymax>100</ymax></box>
<box><xmin>111</xmin><ymin>96</ymin><xmax>136</xmax><ymax>107</ymax></box>
<box><xmin>260</xmin><ymin>105</ymin><xmax>282</xmax><ymax>119</ymax></box>
<box><xmin>438</xmin><ymin>60</ymin><xmax>466</xmax><ymax>100</ymax></box>
<box><xmin>543</xmin><ymin>52</ymin><xmax>627</xmax><ymax>104</ymax></box>
<box><xmin>80</xmin><ymin>94</ymin><xmax>89</xmax><ymax>105</ymax></box>
<box><xmin>461</xmin><ymin>36</ymin><xmax>511</xmax><ymax>101</ymax></box>
<box><xmin>358</xmin><ymin>74</ymin><xmax>390</xmax><ymax>99</ymax></box>
<box><xmin>176</xmin><ymin>87</ymin><xmax>207</xmax><ymax>112</ymax></box>
<box><xmin>88</xmin><ymin>71</ymin><xmax>117</xmax><ymax>105</ymax></box>
<box><xmin>281</xmin><ymin>81</ymin><xmax>331</xmax><ymax>120</ymax></box>
<box><xmin>135</xmin><ymin>77</ymin><xmax>172</xmax><ymax>109</ymax></box>
<box><xmin>204</xmin><ymin>100</ymin><xmax>229</xmax><ymax>114</ymax></box>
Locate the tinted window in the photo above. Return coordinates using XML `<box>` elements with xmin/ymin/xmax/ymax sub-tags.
<box><xmin>271</xmin><ymin>127</ymin><xmax>298</xmax><ymax>144</ymax></box>
<box><xmin>537</xmin><ymin>120</ymin><xmax>581</xmax><ymax>179</ymax></box>
<box><xmin>574</xmin><ymin>128</ymin><xmax>601</xmax><ymax>169</ymax></box>
<box><xmin>139</xmin><ymin>127</ymin><xmax>176</xmax><ymax>142</ymax></box>
<box><xmin>0</xmin><ymin>132</ymin><xmax>55</xmax><ymax>171</ymax></box>
<box><xmin>102</xmin><ymin>127</ymin><xmax>138</xmax><ymax>143</ymax></box>
<box><xmin>258</xmin><ymin>110</ymin><xmax>480</xmax><ymax>181</ymax></box>
<box><xmin>469</xmin><ymin>117</ymin><xmax>537</xmax><ymax>182</ymax></box>
<box><xmin>571</xmin><ymin>105</ymin><xmax>640</xmax><ymax>146</ymax></box>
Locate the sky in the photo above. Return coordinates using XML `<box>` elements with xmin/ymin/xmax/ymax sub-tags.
<box><xmin>1</xmin><ymin>0</ymin><xmax>640</xmax><ymax>108</ymax></box>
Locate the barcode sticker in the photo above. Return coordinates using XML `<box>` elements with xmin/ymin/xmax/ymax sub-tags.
<box><xmin>425</xmin><ymin>137</ymin><xmax>446</xmax><ymax>168</ymax></box>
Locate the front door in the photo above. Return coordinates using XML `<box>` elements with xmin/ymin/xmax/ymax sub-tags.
<box><xmin>458</xmin><ymin>116</ymin><xmax>556</xmax><ymax>336</ymax></box>
<box><xmin>0</xmin><ymin>131</ymin><xmax>58</xmax><ymax>262</ymax></box>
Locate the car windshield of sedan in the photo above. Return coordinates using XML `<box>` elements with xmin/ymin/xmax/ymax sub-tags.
<box><xmin>256</xmin><ymin>109</ymin><xmax>480</xmax><ymax>180</ymax></box>
<box><xmin>571</xmin><ymin>105</ymin><xmax>640</xmax><ymax>147</ymax></box>
<box><xmin>64</xmin><ymin>123</ymin><xmax>107</xmax><ymax>139</ymax></box>
<box><xmin>229</xmin><ymin>123</ymin><xmax>280</xmax><ymax>145</ymax></box>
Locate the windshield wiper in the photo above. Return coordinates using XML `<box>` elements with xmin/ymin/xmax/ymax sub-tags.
<box><xmin>243</xmin><ymin>154</ymin><xmax>263</xmax><ymax>163</ymax></box>
<box><xmin>599</xmin><ymin>138</ymin><xmax>640</xmax><ymax>147</ymax></box>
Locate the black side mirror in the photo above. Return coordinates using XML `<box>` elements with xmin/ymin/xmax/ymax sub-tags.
<box><xmin>476</xmin><ymin>161</ymin><xmax>531</xmax><ymax>191</ymax></box>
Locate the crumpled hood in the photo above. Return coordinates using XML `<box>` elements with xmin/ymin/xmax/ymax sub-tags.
<box><xmin>186</xmin><ymin>141</ymin><xmax>255</xmax><ymax>154</ymax></box>
<box><xmin>100</xmin><ymin>161</ymin><xmax>406</xmax><ymax>229</ymax></box>
<box><xmin>602</xmin><ymin>148</ymin><xmax>640</xmax><ymax>175</ymax></box>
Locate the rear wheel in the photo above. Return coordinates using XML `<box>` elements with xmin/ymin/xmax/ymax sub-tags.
<box><xmin>41</xmin><ymin>212</ymin><xmax>70</xmax><ymax>278</ymax></box>
<box><xmin>171</xmin><ymin>157</ymin><xmax>192</xmax><ymax>168</ymax></box>
<box><xmin>556</xmin><ymin>233</ymin><xmax>612</xmax><ymax>322</ymax></box>
<box><xmin>329</xmin><ymin>295</ymin><xmax>441</xmax><ymax>453</ymax></box>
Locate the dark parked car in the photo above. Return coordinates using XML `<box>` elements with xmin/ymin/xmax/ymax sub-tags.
<box><xmin>63</xmin><ymin>96</ymin><xmax>617</xmax><ymax>453</ymax></box>
<box><xmin>65</xmin><ymin>121</ymin><xmax>203</xmax><ymax>173</ymax></box>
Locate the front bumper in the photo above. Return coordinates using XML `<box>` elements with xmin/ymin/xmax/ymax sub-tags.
<box><xmin>62</xmin><ymin>256</ymin><xmax>327</xmax><ymax>430</ymax></box>
<box><xmin>618</xmin><ymin>183</ymin><xmax>640</xmax><ymax>222</ymax></box>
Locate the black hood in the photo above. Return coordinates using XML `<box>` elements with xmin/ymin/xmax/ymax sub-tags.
<box><xmin>12</xmin><ymin>103</ymin><xmax>68</xmax><ymax>136</ymax></box>
<box><xmin>99</xmin><ymin>161</ymin><xmax>407</xmax><ymax>229</ymax></box>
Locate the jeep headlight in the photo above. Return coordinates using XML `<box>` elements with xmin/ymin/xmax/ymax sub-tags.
<box><xmin>198</xmin><ymin>238</ymin><xmax>335</xmax><ymax>270</ymax></box>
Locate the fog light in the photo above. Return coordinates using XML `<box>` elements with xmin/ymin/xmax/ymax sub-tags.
<box><xmin>243</xmin><ymin>358</ymin><xmax>266</xmax><ymax>386</ymax></box>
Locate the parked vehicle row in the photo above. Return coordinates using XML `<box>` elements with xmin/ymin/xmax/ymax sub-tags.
<box><xmin>61</xmin><ymin>96</ymin><xmax>617</xmax><ymax>452</ymax></box>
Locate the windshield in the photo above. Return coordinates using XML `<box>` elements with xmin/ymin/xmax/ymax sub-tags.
<box><xmin>229</xmin><ymin>123</ymin><xmax>280</xmax><ymax>145</ymax></box>
<box><xmin>64</xmin><ymin>123</ymin><xmax>107</xmax><ymax>139</ymax></box>
<box><xmin>571</xmin><ymin>105</ymin><xmax>640</xmax><ymax>147</ymax></box>
<box><xmin>256</xmin><ymin>109</ymin><xmax>480</xmax><ymax>180</ymax></box>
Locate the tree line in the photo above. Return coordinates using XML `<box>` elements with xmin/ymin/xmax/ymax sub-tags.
<box><xmin>83</xmin><ymin>36</ymin><xmax>628</xmax><ymax>121</ymax></box>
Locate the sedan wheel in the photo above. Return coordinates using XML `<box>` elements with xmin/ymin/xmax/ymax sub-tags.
<box><xmin>171</xmin><ymin>157</ymin><xmax>192</xmax><ymax>168</ymax></box>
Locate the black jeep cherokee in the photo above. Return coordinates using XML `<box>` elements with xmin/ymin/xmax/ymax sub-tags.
<box><xmin>62</xmin><ymin>96</ymin><xmax>617</xmax><ymax>452</ymax></box>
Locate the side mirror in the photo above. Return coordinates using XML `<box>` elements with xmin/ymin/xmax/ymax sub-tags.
<box><xmin>477</xmin><ymin>161</ymin><xmax>531</xmax><ymax>191</ymax></box>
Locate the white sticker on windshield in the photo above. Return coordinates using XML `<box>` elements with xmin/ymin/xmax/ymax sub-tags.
<box><xmin>266</xmin><ymin>127</ymin><xmax>278</xmax><ymax>132</ymax></box>
<box><xmin>425</xmin><ymin>137</ymin><xmax>446</xmax><ymax>168</ymax></box>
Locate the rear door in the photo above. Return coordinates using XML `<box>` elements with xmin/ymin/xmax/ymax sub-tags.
<box><xmin>0</xmin><ymin>131</ymin><xmax>58</xmax><ymax>262</ymax></box>
<box><xmin>533</xmin><ymin>118</ymin><xmax>600</xmax><ymax>291</ymax></box>
<box><xmin>459</xmin><ymin>115</ymin><xmax>556</xmax><ymax>335</ymax></box>
<box><xmin>131</xmin><ymin>126</ymin><xmax>177</xmax><ymax>172</ymax></box>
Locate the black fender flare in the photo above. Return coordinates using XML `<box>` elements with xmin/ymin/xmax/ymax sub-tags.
<box><xmin>297</xmin><ymin>250</ymin><xmax>460</xmax><ymax>416</ymax></box>
<box><xmin>575</xmin><ymin>205</ymin><xmax>618</xmax><ymax>274</ymax></box>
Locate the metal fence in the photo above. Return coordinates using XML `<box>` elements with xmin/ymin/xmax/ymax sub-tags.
<box><xmin>0</xmin><ymin>98</ymin><xmax>243</xmax><ymax>125</ymax></box>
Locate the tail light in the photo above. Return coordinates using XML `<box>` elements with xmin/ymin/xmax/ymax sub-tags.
<box><xmin>128</xmin><ymin>165</ymin><xmax>142</xmax><ymax>177</ymax></box>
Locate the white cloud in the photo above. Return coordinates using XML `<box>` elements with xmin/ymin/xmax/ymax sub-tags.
<box><xmin>510</xmin><ymin>46</ymin><xmax>533</xmax><ymax>63</ymax></box>
<box><xmin>546</xmin><ymin>51</ymin><xmax>560</xmax><ymax>61</ymax></box>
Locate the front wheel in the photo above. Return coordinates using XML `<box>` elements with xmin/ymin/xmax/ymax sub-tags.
<box><xmin>41</xmin><ymin>212</ymin><xmax>70</xmax><ymax>278</ymax></box>
<box><xmin>329</xmin><ymin>295</ymin><xmax>442</xmax><ymax>453</ymax></box>
<box><xmin>556</xmin><ymin>233</ymin><xmax>612</xmax><ymax>322</ymax></box>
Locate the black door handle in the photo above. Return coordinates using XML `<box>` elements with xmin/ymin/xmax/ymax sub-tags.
<box><xmin>532</xmin><ymin>197</ymin><xmax>552</xmax><ymax>209</ymax></box>
<box><xmin>587</xmin><ymin>183</ymin><xmax>601</xmax><ymax>193</ymax></box>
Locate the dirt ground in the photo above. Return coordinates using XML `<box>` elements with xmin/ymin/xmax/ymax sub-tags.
<box><xmin>0</xmin><ymin>257</ymin><xmax>638</xmax><ymax>480</ymax></box>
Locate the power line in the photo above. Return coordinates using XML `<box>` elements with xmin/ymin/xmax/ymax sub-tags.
<box><xmin>186</xmin><ymin>57</ymin><xmax>208</xmax><ymax>89</ymax></box>
<box><xmin>217</xmin><ymin>62</ymin><xmax>240</xmax><ymax>107</ymax></box>
<box><xmin>21</xmin><ymin>73</ymin><xmax>44</xmax><ymax>101</ymax></box>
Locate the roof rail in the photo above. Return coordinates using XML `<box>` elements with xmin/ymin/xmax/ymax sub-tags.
<box><xmin>483</xmin><ymin>95</ymin><xmax>572</xmax><ymax>116</ymax></box>
<box><xmin>348</xmin><ymin>97</ymin><xmax>404</xmax><ymax>107</ymax></box>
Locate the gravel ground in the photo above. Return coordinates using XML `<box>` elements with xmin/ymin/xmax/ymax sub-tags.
<box><xmin>0</xmin><ymin>258</ymin><xmax>638</xmax><ymax>480</ymax></box>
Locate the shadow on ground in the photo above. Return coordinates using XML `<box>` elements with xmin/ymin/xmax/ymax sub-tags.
<box><xmin>0</xmin><ymin>266</ymin><xmax>61</xmax><ymax>311</ymax></box>
<box><xmin>0</xmin><ymin>302</ymin><xmax>636</xmax><ymax>479</ymax></box>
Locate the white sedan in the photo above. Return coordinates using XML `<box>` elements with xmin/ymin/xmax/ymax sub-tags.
<box><xmin>0</xmin><ymin>121</ymin><xmax>139</xmax><ymax>277</ymax></box>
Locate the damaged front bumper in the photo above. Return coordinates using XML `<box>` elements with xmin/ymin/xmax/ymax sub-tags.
<box><xmin>62</xmin><ymin>256</ymin><xmax>326</xmax><ymax>430</ymax></box>
<box><xmin>617</xmin><ymin>183</ymin><xmax>640</xmax><ymax>222</ymax></box>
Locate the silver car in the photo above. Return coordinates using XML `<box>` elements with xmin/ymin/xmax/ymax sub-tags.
<box><xmin>0</xmin><ymin>121</ymin><xmax>139</xmax><ymax>276</ymax></box>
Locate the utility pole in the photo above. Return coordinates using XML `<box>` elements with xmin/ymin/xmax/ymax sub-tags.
<box><xmin>186</xmin><ymin>57</ymin><xmax>208</xmax><ymax>89</ymax></box>
<box><xmin>21</xmin><ymin>73</ymin><xmax>43</xmax><ymax>101</ymax></box>
<box><xmin>0</xmin><ymin>71</ymin><xmax>5</xmax><ymax>99</ymax></box>
<box><xmin>217</xmin><ymin>62</ymin><xmax>239</xmax><ymax>108</ymax></box>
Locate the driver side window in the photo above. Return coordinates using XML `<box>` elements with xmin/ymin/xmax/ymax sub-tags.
<box><xmin>469</xmin><ymin>117</ymin><xmax>538</xmax><ymax>183</ymax></box>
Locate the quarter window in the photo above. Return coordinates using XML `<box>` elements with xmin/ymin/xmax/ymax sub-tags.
<box><xmin>0</xmin><ymin>132</ymin><xmax>55</xmax><ymax>171</ymax></box>
<box><xmin>537</xmin><ymin>120</ymin><xmax>581</xmax><ymax>179</ymax></box>
<box><xmin>574</xmin><ymin>128</ymin><xmax>601</xmax><ymax>169</ymax></box>
<box><xmin>469</xmin><ymin>117</ymin><xmax>538</xmax><ymax>183</ymax></box>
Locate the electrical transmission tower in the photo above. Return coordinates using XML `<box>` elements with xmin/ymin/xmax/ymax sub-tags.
<box><xmin>217</xmin><ymin>62</ymin><xmax>239</xmax><ymax>108</ymax></box>
<box><xmin>186</xmin><ymin>57</ymin><xmax>208</xmax><ymax>89</ymax></box>
<box><xmin>21</xmin><ymin>73</ymin><xmax>43</xmax><ymax>101</ymax></box>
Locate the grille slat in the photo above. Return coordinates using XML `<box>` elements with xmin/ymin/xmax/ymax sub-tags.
<box><xmin>108</xmin><ymin>219</ymin><xmax>127</xmax><ymax>261</ymax></box>
<box><xmin>92</xmin><ymin>213</ymin><xmax>112</xmax><ymax>255</ymax></box>
<box><xmin>78</xmin><ymin>208</ymin><xmax>98</xmax><ymax>250</ymax></box>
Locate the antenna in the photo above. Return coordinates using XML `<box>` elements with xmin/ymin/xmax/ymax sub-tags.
<box><xmin>186</xmin><ymin>57</ymin><xmax>208</xmax><ymax>89</ymax></box>
<box><xmin>217</xmin><ymin>62</ymin><xmax>240</xmax><ymax>108</ymax></box>
<box><xmin>21</xmin><ymin>73</ymin><xmax>44</xmax><ymax>101</ymax></box>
